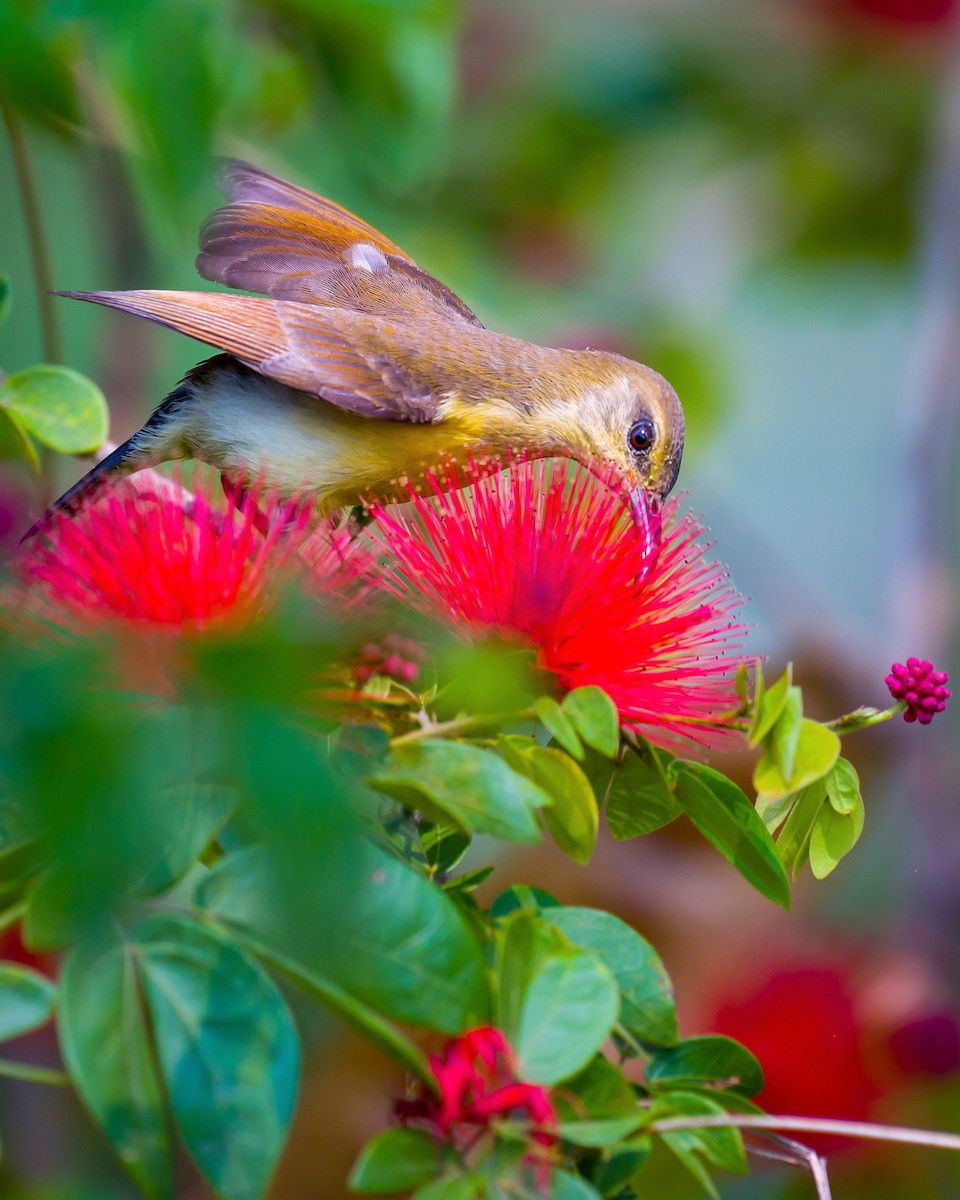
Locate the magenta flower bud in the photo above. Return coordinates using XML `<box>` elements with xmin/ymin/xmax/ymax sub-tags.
<box><xmin>887</xmin><ymin>660</ymin><xmax>950</xmax><ymax>725</ymax></box>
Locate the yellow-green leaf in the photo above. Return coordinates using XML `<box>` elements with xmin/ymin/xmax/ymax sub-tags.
<box><xmin>809</xmin><ymin>792</ymin><xmax>865</xmax><ymax>879</ymax></box>
<box><xmin>749</xmin><ymin>664</ymin><xmax>792</xmax><ymax>746</ymax></box>
<box><xmin>521</xmin><ymin>744</ymin><xmax>598</xmax><ymax>865</ymax></box>
<box><xmin>754</xmin><ymin>719</ymin><xmax>840</xmax><ymax>800</ymax></box>
<box><xmin>775</xmin><ymin>782</ymin><xmax>827</xmax><ymax>879</ymax></box>
<box><xmin>771</xmin><ymin>686</ymin><xmax>803</xmax><ymax>783</ymax></box>
<box><xmin>562</xmin><ymin>686</ymin><xmax>620</xmax><ymax>759</ymax></box>
<box><xmin>0</xmin><ymin>365</ymin><xmax>108</xmax><ymax>454</ymax></box>
<box><xmin>0</xmin><ymin>405</ymin><xmax>39</xmax><ymax>473</ymax></box>
<box><xmin>535</xmin><ymin>696</ymin><xmax>584</xmax><ymax>759</ymax></box>
<box><xmin>825</xmin><ymin>757</ymin><xmax>861</xmax><ymax>816</ymax></box>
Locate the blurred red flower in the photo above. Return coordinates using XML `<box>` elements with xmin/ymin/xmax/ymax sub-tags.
<box><xmin>12</xmin><ymin>470</ymin><xmax>357</xmax><ymax>634</ymax></box>
<box><xmin>714</xmin><ymin>966</ymin><xmax>882</xmax><ymax>1133</ymax></box>
<box><xmin>369</xmin><ymin>458</ymin><xmax>748</xmax><ymax>750</ymax></box>
<box><xmin>843</xmin><ymin>0</ymin><xmax>955</xmax><ymax>25</ymax></box>
<box><xmin>396</xmin><ymin>1026</ymin><xmax>556</xmax><ymax>1176</ymax></box>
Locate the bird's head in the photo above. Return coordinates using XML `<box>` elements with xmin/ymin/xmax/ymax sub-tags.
<box><xmin>558</xmin><ymin>351</ymin><xmax>685</xmax><ymax>547</ymax></box>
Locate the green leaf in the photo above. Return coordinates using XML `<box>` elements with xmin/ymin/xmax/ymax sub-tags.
<box><xmin>24</xmin><ymin>870</ymin><xmax>76</xmax><ymax>951</ymax></box>
<box><xmin>195</xmin><ymin>847</ymin><xmax>269</xmax><ymax>928</ymax></box>
<box><xmin>202</xmin><ymin>844</ymin><xmax>488</xmax><ymax>1034</ymax></box>
<box><xmin>592</xmin><ymin>1141</ymin><xmax>651</xmax><ymax>1196</ymax></box>
<box><xmin>520</xmin><ymin>745</ymin><xmax>598</xmax><ymax>865</ymax></box>
<box><xmin>556</xmin><ymin>1115</ymin><xmax>645</xmax><ymax>1146</ymax></box>
<box><xmin>332</xmin><ymin>723</ymin><xmax>390</xmax><ymax>776</ymax></box>
<box><xmin>535</xmin><ymin>696</ymin><xmax>584</xmax><ymax>759</ymax></box>
<box><xmin>495</xmin><ymin>733</ymin><xmax>537</xmax><ymax>776</ymax></box>
<box><xmin>734</xmin><ymin>663</ymin><xmax>750</xmax><ymax>707</ymax></box>
<box><xmin>349</xmin><ymin>1128</ymin><xmax>444</xmax><ymax>1193</ymax></box>
<box><xmin>134</xmin><ymin>784</ymin><xmax>236</xmax><ymax>896</ymax></box>
<box><xmin>547</xmin><ymin>1170</ymin><xmax>604</xmax><ymax>1200</ymax></box>
<box><xmin>771</xmin><ymin>687</ymin><xmax>803</xmax><ymax>783</ymax></box>
<box><xmin>59</xmin><ymin>935</ymin><xmax>173</xmax><ymax>1200</ymax></box>
<box><xmin>515</xmin><ymin>950</ymin><xmax>620</xmax><ymax>1084</ymax></box>
<box><xmin>371</xmin><ymin>741</ymin><xmax>548</xmax><ymax>844</ymax></box>
<box><xmin>605</xmin><ymin>744</ymin><xmax>681</xmax><ymax>840</ymax></box>
<box><xmin>754</xmin><ymin>719</ymin><xmax>840</xmax><ymax>801</ymax></box>
<box><xmin>809</xmin><ymin>791</ymin><xmax>865</xmax><ymax>879</ymax></box>
<box><xmin>559</xmin><ymin>1056</ymin><xmax>639</xmax><ymax>1121</ymax></box>
<box><xmin>776</xmin><ymin>782</ymin><xmax>828</xmax><ymax>879</ymax></box>
<box><xmin>0</xmin><ymin>365</ymin><xmax>108</xmax><ymax>454</ymax></box>
<box><xmin>443</xmin><ymin>866</ymin><xmax>495</xmax><ymax>893</ymax></box>
<box><xmin>825</xmin><ymin>757</ymin><xmax>861</xmax><ymax>816</ymax></box>
<box><xmin>435</xmin><ymin>642</ymin><xmax>538</xmax><ymax>719</ymax></box>
<box><xmin>0</xmin><ymin>276</ymin><xmax>9</xmax><ymax>326</ymax></box>
<box><xmin>489</xmin><ymin>885</ymin><xmax>560</xmax><ymax>920</ymax></box>
<box><xmin>645</xmin><ymin>1036</ymin><xmax>764</xmax><ymax>1097</ymax></box>
<box><xmin>0</xmin><ymin>406</ymin><xmax>39</xmax><ymax>472</ymax></box>
<box><xmin>561</xmin><ymin>686</ymin><xmax>620</xmax><ymax>759</ymax></box>
<box><xmin>0</xmin><ymin>798</ymin><xmax>38</xmax><ymax>866</ymax></box>
<box><xmin>494</xmin><ymin>911</ymin><xmax>565</xmax><ymax>1038</ymax></box>
<box><xmin>673</xmin><ymin>765</ymin><xmax>790</xmax><ymax>909</ymax></box>
<box><xmin>422</xmin><ymin>825</ymin><xmax>471</xmax><ymax>874</ymax></box>
<box><xmin>133</xmin><ymin>916</ymin><xmax>299</xmax><ymax>1200</ymax></box>
<box><xmin>749</xmin><ymin>664</ymin><xmax>791</xmax><ymax>746</ymax></box>
<box><xmin>651</xmin><ymin>1091</ymin><xmax>747</xmax><ymax>1192</ymax></box>
<box><xmin>755</xmin><ymin>791</ymin><xmax>796</xmax><ymax>835</ymax></box>
<box><xmin>330</xmin><ymin>845</ymin><xmax>489</xmax><ymax>1032</ymax></box>
<box><xmin>412</xmin><ymin>1175</ymin><xmax>485</xmax><ymax>1200</ymax></box>
<box><xmin>0</xmin><ymin>9</ymin><xmax>81</xmax><ymax>129</ymax></box>
<box><xmin>0</xmin><ymin>963</ymin><xmax>55</xmax><ymax>1042</ymax></box>
<box><xmin>231</xmin><ymin>930</ymin><xmax>430</xmax><ymax>1083</ymax></box>
<box><xmin>547</xmin><ymin>907</ymin><xmax>677</xmax><ymax>1047</ymax></box>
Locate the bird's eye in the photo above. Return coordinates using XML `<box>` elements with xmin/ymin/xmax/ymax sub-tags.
<box><xmin>628</xmin><ymin>419</ymin><xmax>655</xmax><ymax>455</ymax></box>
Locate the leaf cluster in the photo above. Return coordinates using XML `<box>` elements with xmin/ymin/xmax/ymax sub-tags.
<box><xmin>749</xmin><ymin>664</ymin><xmax>865</xmax><ymax>880</ymax></box>
<box><xmin>0</xmin><ymin>619</ymin><xmax>795</xmax><ymax>1200</ymax></box>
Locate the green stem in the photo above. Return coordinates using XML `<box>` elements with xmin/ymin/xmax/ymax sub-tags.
<box><xmin>0</xmin><ymin>1058</ymin><xmax>69</xmax><ymax>1087</ymax></box>
<box><xmin>0</xmin><ymin>91</ymin><xmax>63</xmax><ymax>364</ymax></box>
<box><xmin>825</xmin><ymin>703</ymin><xmax>904</xmax><ymax>734</ymax></box>
<box><xmin>391</xmin><ymin>707</ymin><xmax>536</xmax><ymax>747</ymax></box>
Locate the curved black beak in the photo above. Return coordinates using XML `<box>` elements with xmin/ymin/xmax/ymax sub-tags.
<box><xmin>629</xmin><ymin>485</ymin><xmax>662</xmax><ymax>562</ymax></box>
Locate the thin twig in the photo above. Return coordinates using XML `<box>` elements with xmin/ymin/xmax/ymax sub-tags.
<box><xmin>747</xmin><ymin>1133</ymin><xmax>832</xmax><ymax>1200</ymax></box>
<box><xmin>0</xmin><ymin>1058</ymin><xmax>69</xmax><ymax>1087</ymax></box>
<box><xmin>0</xmin><ymin>90</ymin><xmax>63</xmax><ymax>364</ymax></box>
<box><xmin>649</xmin><ymin>1112</ymin><xmax>960</xmax><ymax>1153</ymax></box>
<box><xmin>0</xmin><ymin>901</ymin><xmax>27</xmax><ymax>937</ymax></box>
<box><xmin>390</xmin><ymin>707</ymin><xmax>536</xmax><ymax>747</ymax></box>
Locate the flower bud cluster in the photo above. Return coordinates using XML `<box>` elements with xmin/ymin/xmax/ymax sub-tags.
<box><xmin>885</xmin><ymin>659</ymin><xmax>950</xmax><ymax>725</ymax></box>
<box><xmin>352</xmin><ymin>632</ymin><xmax>425</xmax><ymax>685</ymax></box>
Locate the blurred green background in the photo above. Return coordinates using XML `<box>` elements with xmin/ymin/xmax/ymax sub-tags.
<box><xmin>2</xmin><ymin>0</ymin><xmax>960</xmax><ymax>1197</ymax></box>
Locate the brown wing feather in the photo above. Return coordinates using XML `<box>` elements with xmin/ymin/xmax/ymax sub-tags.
<box><xmin>57</xmin><ymin>289</ymin><xmax>444</xmax><ymax>422</ymax></box>
<box><xmin>196</xmin><ymin>159</ymin><xmax>483</xmax><ymax>328</ymax></box>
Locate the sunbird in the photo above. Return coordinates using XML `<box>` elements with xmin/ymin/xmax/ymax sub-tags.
<box><xmin>33</xmin><ymin>160</ymin><xmax>684</xmax><ymax>541</ymax></box>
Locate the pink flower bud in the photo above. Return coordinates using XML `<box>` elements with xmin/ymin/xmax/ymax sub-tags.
<box><xmin>887</xmin><ymin>660</ymin><xmax>950</xmax><ymax>725</ymax></box>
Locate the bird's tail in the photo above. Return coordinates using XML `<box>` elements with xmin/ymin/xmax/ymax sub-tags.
<box><xmin>19</xmin><ymin>383</ymin><xmax>191</xmax><ymax>544</ymax></box>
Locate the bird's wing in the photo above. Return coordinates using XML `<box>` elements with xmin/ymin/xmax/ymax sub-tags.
<box><xmin>195</xmin><ymin>158</ymin><xmax>483</xmax><ymax>328</ymax></box>
<box><xmin>56</xmin><ymin>290</ymin><xmax>444</xmax><ymax>421</ymax></box>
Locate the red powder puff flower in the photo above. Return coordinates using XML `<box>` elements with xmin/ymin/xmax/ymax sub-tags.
<box><xmin>885</xmin><ymin>658</ymin><xmax>950</xmax><ymax>725</ymax></box>
<box><xmin>396</xmin><ymin>1026</ymin><xmax>556</xmax><ymax>1178</ymax></box>
<box><xmin>13</xmin><ymin>469</ymin><xmax>359</xmax><ymax>635</ymax></box>
<box><xmin>368</xmin><ymin>458</ymin><xmax>748</xmax><ymax>750</ymax></box>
